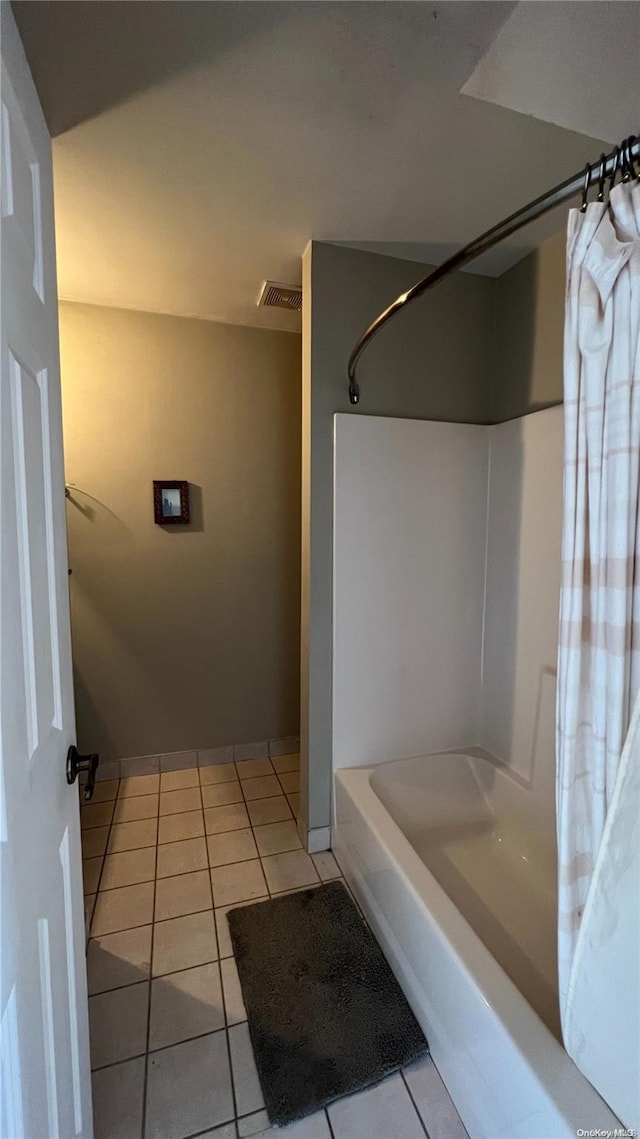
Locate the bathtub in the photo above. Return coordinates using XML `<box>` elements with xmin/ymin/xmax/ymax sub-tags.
<box><xmin>332</xmin><ymin>751</ymin><xmax>621</xmax><ymax>1139</ymax></box>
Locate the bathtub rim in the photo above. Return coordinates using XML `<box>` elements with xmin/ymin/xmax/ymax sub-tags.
<box><xmin>333</xmin><ymin>763</ymin><xmax>620</xmax><ymax>1135</ymax></box>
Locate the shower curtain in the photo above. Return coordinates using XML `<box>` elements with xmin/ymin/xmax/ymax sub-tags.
<box><xmin>556</xmin><ymin>179</ymin><xmax>640</xmax><ymax>1116</ymax></box>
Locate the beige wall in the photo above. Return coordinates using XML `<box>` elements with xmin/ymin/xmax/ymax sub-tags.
<box><xmin>59</xmin><ymin>302</ymin><xmax>301</xmax><ymax>762</ymax></box>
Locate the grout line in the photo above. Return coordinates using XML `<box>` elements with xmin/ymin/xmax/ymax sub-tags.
<box><xmin>200</xmin><ymin>772</ymin><xmax>241</xmax><ymax>1129</ymax></box>
<box><xmin>90</xmin><ymin>954</ymin><xmax>222</xmax><ymax>997</ymax></box>
<box><xmin>89</xmin><ymin>905</ymin><xmax>215</xmax><ymax>940</ymax></box>
<box><xmin>140</xmin><ymin>769</ymin><xmax>162</xmax><ymax>1139</ymax></box>
<box><xmin>97</xmin><ymin>861</ymin><xmax>211</xmax><ymax>893</ymax></box>
<box><xmin>90</xmin><ymin>869</ymin><xmax>340</xmax><ymax>941</ymax></box>
<box><xmin>179</xmin><ymin>1122</ymin><xmax>237</xmax><ymax>1139</ymax></box>
<box><xmin>400</xmin><ymin>1069</ymin><xmax>430</xmax><ymax>1138</ymax></box>
<box><xmin>196</xmin><ymin>776</ymin><xmax>219</xmax><ymax>927</ymax></box>
<box><xmin>325</xmin><ymin>1106</ymin><xmax>336</xmax><ymax>1139</ymax></box>
<box><xmin>84</xmin><ymin>779</ymin><xmax>121</xmax><ymax>937</ymax></box>
<box><xmin>146</xmin><ymin>1021</ymin><xmax>225</xmax><ymax>1060</ymax></box>
<box><xmin>91</xmin><ymin>1024</ymin><xmax>230</xmax><ymax>1072</ymax></box>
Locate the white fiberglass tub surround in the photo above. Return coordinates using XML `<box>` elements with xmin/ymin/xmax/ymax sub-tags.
<box><xmin>333</xmin><ymin>751</ymin><xmax>621</xmax><ymax>1139</ymax></box>
<box><xmin>331</xmin><ymin>410</ymin><xmax>622</xmax><ymax>1135</ymax></box>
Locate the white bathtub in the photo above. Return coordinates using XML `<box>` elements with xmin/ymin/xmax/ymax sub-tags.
<box><xmin>333</xmin><ymin>752</ymin><xmax>620</xmax><ymax>1139</ymax></box>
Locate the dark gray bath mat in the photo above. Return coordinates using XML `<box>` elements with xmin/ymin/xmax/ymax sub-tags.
<box><xmin>227</xmin><ymin>880</ymin><xmax>428</xmax><ymax>1126</ymax></box>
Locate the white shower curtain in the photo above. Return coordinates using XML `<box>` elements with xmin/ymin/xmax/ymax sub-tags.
<box><xmin>557</xmin><ymin>178</ymin><xmax>640</xmax><ymax>1045</ymax></box>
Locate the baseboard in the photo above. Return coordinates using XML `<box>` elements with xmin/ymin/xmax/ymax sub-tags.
<box><xmin>89</xmin><ymin>735</ymin><xmax>300</xmax><ymax>781</ymax></box>
<box><xmin>294</xmin><ymin>817</ymin><xmax>332</xmax><ymax>854</ymax></box>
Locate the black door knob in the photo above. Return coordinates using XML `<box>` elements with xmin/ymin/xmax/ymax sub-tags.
<box><xmin>66</xmin><ymin>746</ymin><xmax>100</xmax><ymax>802</ymax></box>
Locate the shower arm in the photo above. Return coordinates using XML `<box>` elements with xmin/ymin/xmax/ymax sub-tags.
<box><xmin>347</xmin><ymin>135</ymin><xmax>640</xmax><ymax>406</ymax></box>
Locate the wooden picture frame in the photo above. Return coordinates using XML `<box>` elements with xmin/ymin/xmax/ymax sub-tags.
<box><xmin>153</xmin><ymin>480</ymin><xmax>190</xmax><ymax>525</ymax></box>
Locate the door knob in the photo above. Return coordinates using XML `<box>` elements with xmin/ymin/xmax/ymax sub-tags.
<box><xmin>66</xmin><ymin>746</ymin><xmax>100</xmax><ymax>802</ymax></box>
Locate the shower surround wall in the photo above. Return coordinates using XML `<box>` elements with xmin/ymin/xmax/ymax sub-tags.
<box><xmin>303</xmin><ymin>232</ymin><xmax>566</xmax><ymax>834</ymax></box>
<box><xmin>332</xmin><ymin>406</ymin><xmax>563</xmax><ymax>802</ymax></box>
<box><xmin>332</xmin><ymin>417</ymin><xmax>488</xmax><ymax>766</ymax></box>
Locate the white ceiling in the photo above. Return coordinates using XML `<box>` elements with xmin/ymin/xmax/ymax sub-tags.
<box><xmin>462</xmin><ymin>1</ymin><xmax>640</xmax><ymax>144</ymax></box>
<box><xmin>13</xmin><ymin>1</ymin><xmax>634</xmax><ymax>333</ymax></box>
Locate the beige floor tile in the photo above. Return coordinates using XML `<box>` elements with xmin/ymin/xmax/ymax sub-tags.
<box><xmin>152</xmin><ymin>910</ymin><xmax>218</xmax><ymax>977</ymax></box>
<box><xmin>82</xmin><ymin>825</ymin><xmax>110</xmax><ymax>858</ymax></box>
<box><xmin>92</xmin><ymin>882</ymin><xmax>155</xmax><ymax>936</ymax></box>
<box><xmin>87</xmin><ymin>925</ymin><xmax>153</xmax><ymax>995</ymax></box>
<box><xmin>228</xmin><ymin>1022</ymin><xmax>264</xmax><ymax>1115</ymax></box>
<box><xmin>154</xmin><ymin>869</ymin><xmax>212</xmax><ymax>921</ymax></box>
<box><xmin>241</xmin><ymin>775</ymin><xmax>281</xmax><ymax>801</ymax></box>
<box><xmin>271</xmin><ymin>753</ymin><xmax>300</xmax><ymax>775</ymax></box>
<box><xmin>156</xmin><ymin>836</ymin><xmax>208</xmax><ymax>879</ymax></box>
<box><xmin>84</xmin><ymin>894</ymin><xmax>96</xmax><ymax>926</ymax></box>
<box><xmin>87</xmin><ymin>780</ymin><xmax>119</xmax><ymax>803</ymax></box>
<box><xmin>100</xmin><ymin>847</ymin><xmax>156</xmax><ymax>891</ymax></box>
<box><xmin>328</xmin><ymin>1072</ymin><xmax>425</xmax><ymax>1139</ymax></box>
<box><xmin>92</xmin><ymin>1056</ymin><xmax>145</xmax><ymax>1139</ymax></box>
<box><xmin>287</xmin><ymin>792</ymin><xmax>301</xmax><ymax>816</ymax></box>
<box><xmin>402</xmin><ymin>1054</ymin><xmax>469</xmax><ymax>1139</ymax></box>
<box><xmin>239</xmin><ymin>1110</ymin><xmax>330</xmax><ymax>1139</ymax></box>
<box><xmin>277</xmin><ymin>770</ymin><xmax>300</xmax><ymax>795</ymax></box>
<box><xmin>207</xmin><ymin>829</ymin><xmax>258</xmax><ymax>868</ymax></box>
<box><xmin>311</xmin><ymin>850</ymin><xmax>341</xmax><ymax>881</ymax></box>
<box><xmin>160</xmin><ymin>767</ymin><xmax>199</xmax><ymax>792</ymax></box>
<box><xmin>246</xmin><ymin>795</ymin><xmax>292</xmax><ymax>827</ymax></box>
<box><xmin>215</xmin><ymin>897</ymin><xmax>268</xmax><ymax>959</ymax></box>
<box><xmin>112</xmin><ymin>794</ymin><xmax>158</xmax><ymax>823</ymax></box>
<box><xmin>107</xmin><ymin>818</ymin><xmax>158</xmax><ymax>854</ymax></box>
<box><xmin>81</xmin><ymin>801</ymin><xmax>115</xmax><ymax>830</ymax></box>
<box><xmin>118</xmin><ymin>773</ymin><xmax>160</xmax><ymax>798</ymax></box>
<box><xmin>159</xmin><ymin>786</ymin><xmax>202</xmax><ymax>815</ymax></box>
<box><xmin>202</xmin><ymin>781</ymin><xmax>243</xmax><ymax>808</ymax></box>
<box><xmin>149</xmin><ymin>962</ymin><xmax>224</xmax><ymax>1051</ymax></box>
<box><xmin>236</xmin><ymin>757</ymin><xmax>274</xmax><ymax>780</ymax></box>
<box><xmin>158</xmin><ymin>809</ymin><xmax>204</xmax><ymax>844</ymax></box>
<box><xmin>205</xmin><ymin>802</ymin><xmax>251</xmax><ymax>835</ymax></box>
<box><xmin>210</xmin><ymin>859</ymin><xmax>267</xmax><ymax>907</ymax></box>
<box><xmin>253</xmin><ymin>820</ymin><xmax>302</xmax><ymax>857</ymax></box>
<box><xmin>262</xmin><ymin>850</ymin><xmax>319</xmax><ymax>894</ymax></box>
<box><xmin>145</xmin><ymin>1031</ymin><xmax>234</xmax><ymax>1139</ymax></box>
<box><xmin>89</xmin><ymin>981</ymin><xmax>148</xmax><ymax>1069</ymax></box>
<box><xmin>237</xmin><ymin>1109</ymin><xmax>270</xmax><ymax>1138</ymax></box>
<box><xmin>83</xmin><ymin>857</ymin><xmax>103</xmax><ymax>895</ymax></box>
<box><xmin>200</xmin><ymin>1125</ymin><xmax>236</xmax><ymax>1139</ymax></box>
<box><xmin>199</xmin><ymin>762</ymin><xmax>237</xmax><ymax>786</ymax></box>
<box><xmin>220</xmin><ymin>956</ymin><xmax>246</xmax><ymax>1025</ymax></box>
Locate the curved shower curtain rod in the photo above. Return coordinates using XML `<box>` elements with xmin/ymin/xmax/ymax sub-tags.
<box><xmin>347</xmin><ymin>134</ymin><xmax>640</xmax><ymax>405</ymax></box>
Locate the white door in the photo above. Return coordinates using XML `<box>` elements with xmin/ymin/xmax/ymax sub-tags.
<box><xmin>0</xmin><ymin>7</ymin><xmax>93</xmax><ymax>1138</ymax></box>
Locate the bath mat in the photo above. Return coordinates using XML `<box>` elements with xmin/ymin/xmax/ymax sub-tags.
<box><xmin>227</xmin><ymin>880</ymin><xmax>428</xmax><ymax>1126</ymax></box>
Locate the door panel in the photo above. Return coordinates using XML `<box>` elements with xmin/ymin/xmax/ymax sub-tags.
<box><xmin>1</xmin><ymin>7</ymin><xmax>92</xmax><ymax>1138</ymax></box>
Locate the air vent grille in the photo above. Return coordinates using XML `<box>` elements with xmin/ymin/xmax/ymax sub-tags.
<box><xmin>257</xmin><ymin>281</ymin><xmax>302</xmax><ymax>312</ymax></box>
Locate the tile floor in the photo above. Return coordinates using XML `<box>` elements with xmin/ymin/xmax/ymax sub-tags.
<box><xmin>82</xmin><ymin>755</ymin><xmax>467</xmax><ymax>1139</ymax></box>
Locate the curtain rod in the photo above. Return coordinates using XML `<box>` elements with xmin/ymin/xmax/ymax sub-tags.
<box><xmin>347</xmin><ymin>134</ymin><xmax>639</xmax><ymax>405</ymax></box>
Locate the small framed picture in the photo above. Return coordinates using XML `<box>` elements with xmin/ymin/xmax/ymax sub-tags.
<box><xmin>153</xmin><ymin>480</ymin><xmax>190</xmax><ymax>525</ymax></box>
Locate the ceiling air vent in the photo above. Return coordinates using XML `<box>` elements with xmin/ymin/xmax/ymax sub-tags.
<box><xmin>257</xmin><ymin>280</ymin><xmax>302</xmax><ymax>312</ymax></box>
